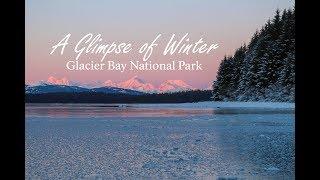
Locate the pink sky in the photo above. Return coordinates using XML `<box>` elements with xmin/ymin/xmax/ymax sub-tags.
<box><xmin>26</xmin><ymin>0</ymin><xmax>294</xmax><ymax>88</ymax></box>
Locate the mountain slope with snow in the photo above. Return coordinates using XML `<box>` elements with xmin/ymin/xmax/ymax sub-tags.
<box><xmin>158</xmin><ymin>80</ymin><xmax>193</xmax><ymax>92</ymax></box>
<box><xmin>103</xmin><ymin>80</ymin><xmax>117</xmax><ymax>87</ymax></box>
<box><xmin>47</xmin><ymin>76</ymin><xmax>69</xmax><ymax>85</ymax></box>
<box><xmin>117</xmin><ymin>76</ymin><xmax>156</xmax><ymax>92</ymax></box>
<box><xmin>30</xmin><ymin>76</ymin><xmax>198</xmax><ymax>93</ymax></box>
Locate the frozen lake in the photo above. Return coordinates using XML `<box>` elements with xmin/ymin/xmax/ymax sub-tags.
<box><xmin>25</xmin><ymin>102</ymin><xmax>295</xmax><ymax>179</ymax></box>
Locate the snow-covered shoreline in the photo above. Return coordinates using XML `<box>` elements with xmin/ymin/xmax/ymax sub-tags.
<box><xmin>133</xmin><ymin>101</ymin><xmax>294</xmax><ymax>109</ymax></box>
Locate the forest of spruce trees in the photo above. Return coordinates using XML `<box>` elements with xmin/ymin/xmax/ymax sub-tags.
<box><xmin>212</xmin><ymin>8</ymin><xmax>295</xmax><ymax>102</ymax></box>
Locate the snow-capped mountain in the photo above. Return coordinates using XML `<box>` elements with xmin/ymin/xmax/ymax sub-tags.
<box><xmin>47</xmin><ymin>76</ymin><xmax>69</xmax><ymax>85</ymax></box>
<box><xmin>103</xmin><ymin>80</ymin><xmax>117</xmax><ymax>87</ymax></box>
<box><xmin>69</xmin><ymin>81</ymin><xmax>105</xmax><ymax>88</ymax></box>
<box><xmin>158</xmin><ymin>80</ymin><xmax>193</xmax><ymax>92</ymax></box>
<box><xmin>28</xmin><ymin>76</ymin><xmax>197</xmax><ymax>93</ymax></box>
<box><xmin>117</xmin><ymin>76</ymin><xmax>156</xmax><ymax>92</ymax></box>
<box><xmin>69</xmin><ymin>80</ymin><xmax>117</xmax><ymax>89</ymax></box>
<box><xmin>115</xmin><ymin>77</ymin><xmax>194</xmax><ymax>92</ymax></box>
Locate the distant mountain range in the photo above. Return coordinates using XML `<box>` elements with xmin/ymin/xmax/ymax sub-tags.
<box><xmin>25</xmin><ymin>83</ymin><xmax>145</xmax><ymax>95</ymax></box>
<box><xmin>27</xmin><ymin>76</ymin><xmax>195</xmax><ymax>93</ymax></box>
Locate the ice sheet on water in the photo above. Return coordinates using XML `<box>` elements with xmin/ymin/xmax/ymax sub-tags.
<box><xmin>25</xmin><ymin>103</ymin><xmax>294</xmax><ymax>179</ymax></box>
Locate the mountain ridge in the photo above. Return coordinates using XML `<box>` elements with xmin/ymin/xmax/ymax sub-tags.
<box><xmin>25</xmin><ymin>83</ymin><xmax>145</xmax><ymax>95</ymax></box>
<box><xmin>28</xmin><ymin>76</ymin><xmax>195</xmax><ymax>93</ymax></box>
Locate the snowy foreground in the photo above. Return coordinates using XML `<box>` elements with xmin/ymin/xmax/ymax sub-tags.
<box><xmin>26</xmin><ymin>102</ymin><xmax>295</xmax><ymax>179</ymax></box>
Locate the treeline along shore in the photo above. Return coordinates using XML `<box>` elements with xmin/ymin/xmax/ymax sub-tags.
<box><xmin>25</xmin><ymin>90</ymin><xmax>212</xmax><ymax>103</ymax></box>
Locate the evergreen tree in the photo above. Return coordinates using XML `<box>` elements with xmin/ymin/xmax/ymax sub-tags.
<box><xmin>212</xmin><ymin>8</ymin><xmax>295</xmax><ymax>102</ymax></box>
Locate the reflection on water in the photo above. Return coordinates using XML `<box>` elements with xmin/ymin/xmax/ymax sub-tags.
<box><xmin>26</xmin><ymin>106</ymin><xmax>214</xmax><ymax>118</ymax></box>
<box><xmin>26</xmin><ymin>103</ymin><xmax>294</xmax><ymax>118</ymax></box>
